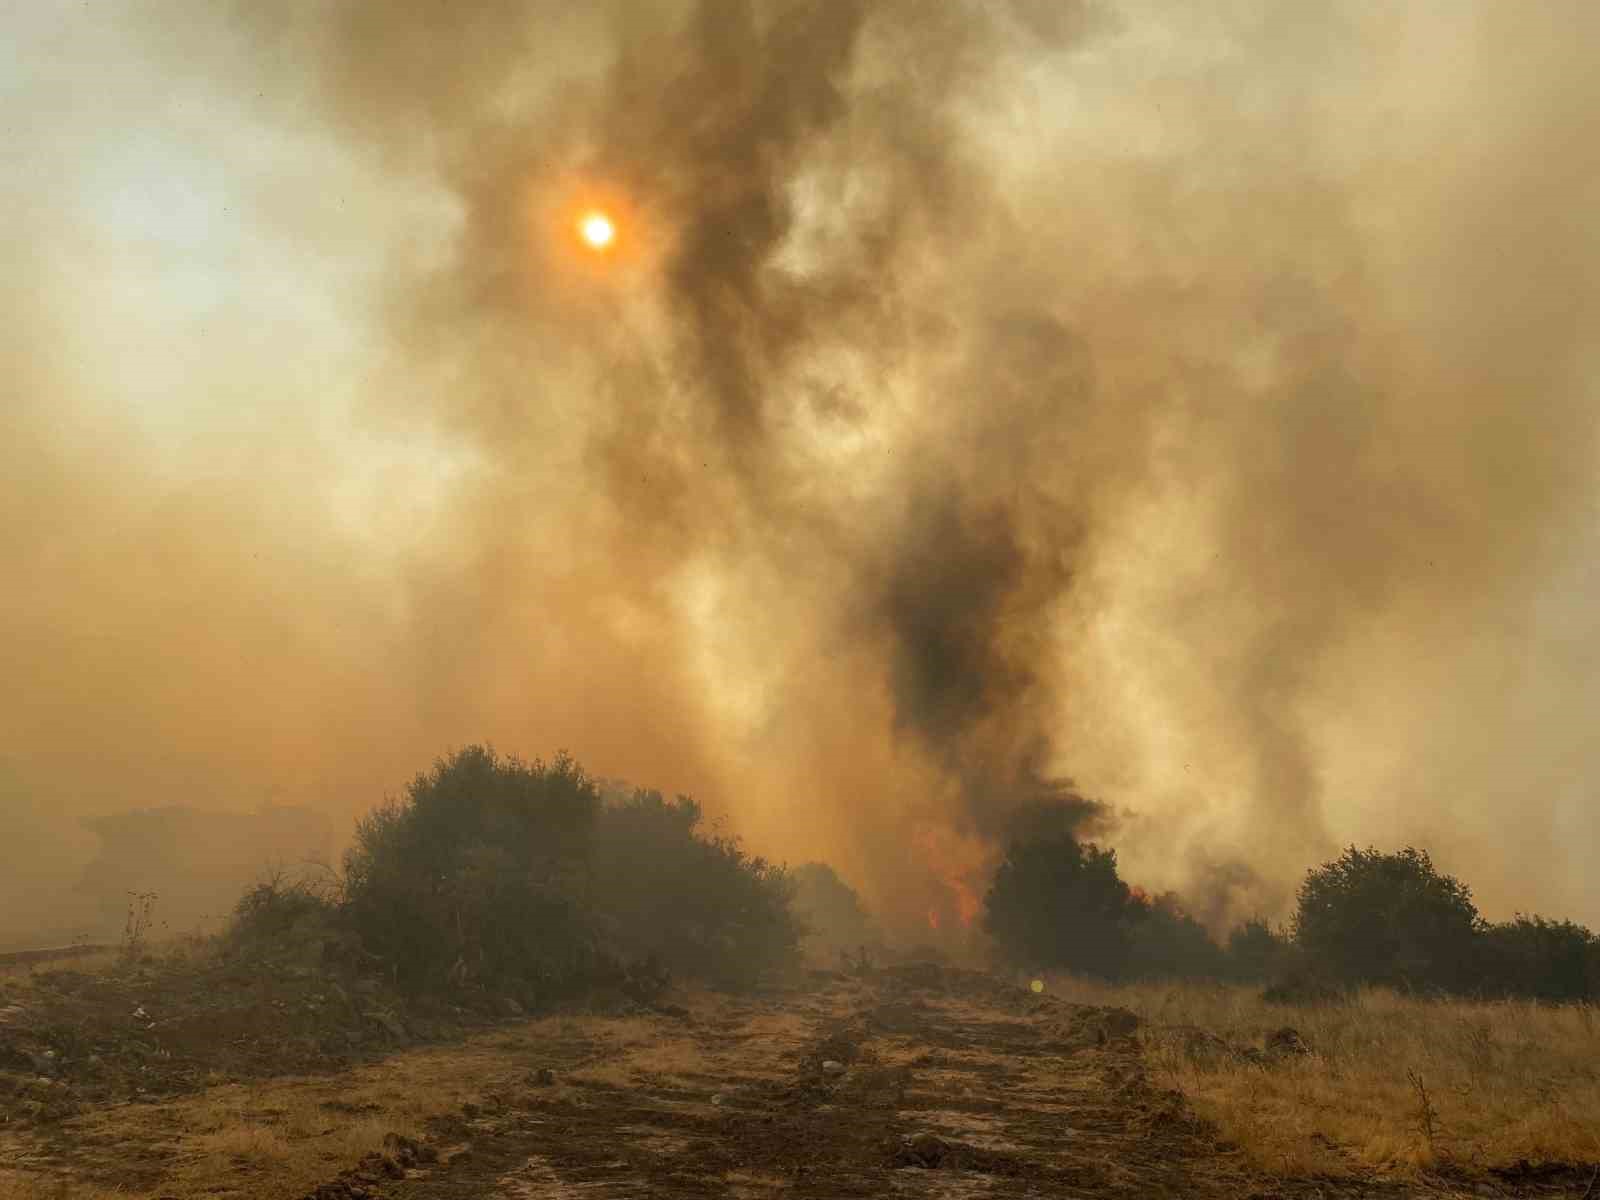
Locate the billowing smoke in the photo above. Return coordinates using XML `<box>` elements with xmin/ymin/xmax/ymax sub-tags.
<box><xmin>4</xmin><ymin>1</ymin><xmax>1599</xmax><ymax>943</ymax></box>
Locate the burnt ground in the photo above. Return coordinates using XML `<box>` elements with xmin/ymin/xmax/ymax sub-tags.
<box><xmin>3</xmin><ymin>962</ymin><xmax>1592</xmax><ymax>1199</ymax></box>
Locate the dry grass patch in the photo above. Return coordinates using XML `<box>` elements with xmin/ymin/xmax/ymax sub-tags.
<box><xmin>0</xmin><ymin>1012</ymin><xmax>607</xmax><ymax>1199</ymax></box>
<box><xmin>0</xmin><ymin>1174</ymin><xmax>131</xmax><ymax>1200</ymax></box>
<box><xmin>0</xmin><ymin>951</ymin><xmax>121</xmax><ymax>986</ymax></box>
<box><xmin>565</xmin><ymin>1004</ymin><xmax>815</xmax><ymax>1096</ymax></box>
<box><xmin>1039</xmin><ymin>972</ymin><xmax>1600</xmax><ymax>1177</ymax></box>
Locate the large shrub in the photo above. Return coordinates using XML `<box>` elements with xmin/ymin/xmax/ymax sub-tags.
<box><xmin>341</xmin><ymin>747</ymin><xmax>600</xmax><ymax>994</ymax></box>
<box><xmin>225</xmin><ymin>870</ymin><xmax>355</xmax><ymax>968</ymax></box>
<box><xmin>1292</xmin><ymin>846</ymin><xmax>1479</xmax><ymax>992</ymax></box>
<box><xmin>982</xmin><ymin>831</ymin><xmax>1137</xmax><ymax>977</ymax></box>
<box><xmin>789</xmin><ymin>862</ymin><xmax>877</xmax><ymax>960</ymax></box>
<box><xmin>1125</xmin><ymin>893</ymin><xmax>1230</xmax><ymax>980</ymax></box>
<box><xmin>591</xmin><ymin>789</ymin><xmax>800</xmax><ymax>989</ymax></box>
<box><xmin>1224</xmin><ymin>917</ymin><xmax>1295</xmax><ymax>981</ymax></box>
<box><xmin>1475</xmin><ymin>915</ymin><xmax>1599</xmax><ymax>1003</ymax></box>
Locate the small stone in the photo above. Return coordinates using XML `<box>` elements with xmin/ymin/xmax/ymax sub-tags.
<box><xmin>821</xmin><ymin>1060</ymin><xmax>846</xmax><ymax>1075</ymax></box>
<box><xmin>528</xmin><ymin>1068</ymin><xmax>556</xmax><ymax>1086</ymax></box>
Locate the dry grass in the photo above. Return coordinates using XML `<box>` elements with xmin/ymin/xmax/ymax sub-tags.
<box><xmin>0</xmin><ymin>950</ymin><xmax>121</xmax><ymax>986</ymax></box>
<box><xmin>0</xmin><ymin>1031</ymin><xmax>502</xmax><ymax>1199</ymax></box>
<box><xmin>1038</xmin><ymin>972</ymin><xmax>1600</xmax><ymax>1178</ymax></box>
<box><xmin>0</xmin><ymin>934</ymin><xmax>219</xmax><ymax>988</ymax></box>
<box><xmin>0</xmin><ymin>1177</ymin><xmax>130</xmax><ymax>1200</ymax></box>
<box><xmin>0</xmin><ymin>995</ymin><xmax>766</xmax><ymax>1199</ymax></box>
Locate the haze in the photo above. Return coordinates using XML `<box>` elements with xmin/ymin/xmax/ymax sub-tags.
<box><xmin>4</xmin><ymin>1</ymin><xmax>1598</xmax><ymax>945</ymax></box>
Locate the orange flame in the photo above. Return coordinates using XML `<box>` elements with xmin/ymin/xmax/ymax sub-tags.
<box><xmin>913</xmin><ymin>825</ymin><xmax>988</xmax><ymax>931</ymax></box>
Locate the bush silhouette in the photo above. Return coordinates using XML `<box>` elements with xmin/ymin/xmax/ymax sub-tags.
<box><xmin>1475</xmin><ymin>915</ymin><xmax>1599</xmax><ymax>1002</ymax></box>
<box><xmin>790</xmin><ymin>861</ymin><xmax>877</xmax><ymax>959</ymax></box>
<box><xmin>1224</xmin><ymin>917</ymin><xmax>1294</xmax><ymax>981</ymax></box>
<box><xmin>1125</xmin><ymin>892</ymin><xmax>1229</xmax><ymax>980</ymax></box>
<box><xmin>589</xmin><ymin>788</ymin><xmax>799</xmax><ymax>989</ymax></box>
<box><xmin>226</xmin><ymin>871</ymin><xmax>352</xmax><ymax>968</ymax></box>
<box><xmin>341</xmin><ymin>747</ymin><xmax>601</xmax><ymax>994</ymax></box>
<box><xmin>338</xmin><ymin>747</ymin><xmax>798</xmax><ymax>996</ymax></box>
<box><xmin>983</xmin><ymin>831</ymin><xmax>1136</xmax><ymax>977</ymax></box>
<box><xmin>1292</xmin><ymin>846</ymin><xmax>1479</xmax><ymax>992</ymax></box>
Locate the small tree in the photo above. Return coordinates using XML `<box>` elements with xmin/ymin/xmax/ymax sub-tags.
<box><xmin>1292</xmin><ymin>846</ymin><xmax>1478</xmax><ymax>992</ymax></box>
<box><xmin>983</xmin><ymin>831</ymin><xmax>1136</xmax><ymax>977</ymax></box>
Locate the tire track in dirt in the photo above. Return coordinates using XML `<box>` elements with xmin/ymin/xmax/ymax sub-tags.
<box><xmin>386</xmin><ymin>966</ymin><xmax>1283</xmax><ymax>1199</ymax></box>
<box><xmin>2</xmin><ymin>965</ymin><xmax>1472</xmax><ymax>1198</ymax></box>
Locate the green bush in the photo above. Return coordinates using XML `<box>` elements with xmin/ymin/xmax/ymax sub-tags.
<box><xmin>1125</xmin><ymin>893</ymin><xmax>1230</xmax><ymax>980</ymax></box>
<box><xmin>790</xmin><ymin>862</ymin><xmax>877</xmax><ymax>958</ymax></box>
<box><xmin>1224</xmin><ymin>917</ymin><xmax>1294</xmax><ymax>981</ymax></box>
<box><xmin>225</xmin><ymin>871</ymin><xmax>350</xmax><ymax>966</ymax></box>
<box><xmin>1475</xmin><ymin>915</ymin><xmax>1599</xmax><ymax>1003</ymax></box>
<box><xmin>982</xmin><ymin>831</ymin><xmax>1137</xmax><ymax>977</ymax></box>
<box><xmin>1292</xmin><ymin>846</ymin><xmax>1479</xmax><ymax>993</ymax></box>
<box><xmin>341</xmin><ymin>747</ymin><xmax>600</xmax><ymax>994</ymax></box>
<box><xmin>591</xmin><ymin>789</ymin><xmax>799</xmax><ymax>989</ymax></box>
<box><xmin>336</xmin><ymin>748</ymin><xmax>798</xmax><ymax>996</ymax></box>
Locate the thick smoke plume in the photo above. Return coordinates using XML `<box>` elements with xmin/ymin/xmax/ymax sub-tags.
<box><xmin>4</xmin><ymin>2</ymin><xmax>1599</xmax><ymax>942</ymax></box>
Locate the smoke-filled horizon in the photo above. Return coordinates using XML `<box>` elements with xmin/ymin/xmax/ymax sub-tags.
<box><xmin>5</xmin><ymin>1</ymin><xmax>1599</xmax><ymax>941</ymax></box>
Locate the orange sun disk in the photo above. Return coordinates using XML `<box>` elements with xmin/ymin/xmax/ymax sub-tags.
<box><xmin>579</xmin><ymin>211</ymin><xmax>615</xmax><ymax>250</ymax></box>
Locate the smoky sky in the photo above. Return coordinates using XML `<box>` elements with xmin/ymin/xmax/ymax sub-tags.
<box><xmin>4</xmin><ymin>1</ymin><xmax>1599</xmax><ymax>940</ymax></box>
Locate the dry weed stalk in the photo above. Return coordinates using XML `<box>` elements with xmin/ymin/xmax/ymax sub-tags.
<box><xmin>1406</xmin><ymin>1068</ymin><xmax>1442</xmax><ymax>1156</ymax></box>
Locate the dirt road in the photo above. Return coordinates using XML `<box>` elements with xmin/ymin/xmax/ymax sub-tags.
<box><xmin>374</xmin><ymin>965</ymin><xmax>1380</xmax><ymax>1199</ymax></box>
<box><xmin>8</xmin><ymin>963</ymin><xmax>1525</xmax><ymax>1198</ymax></box>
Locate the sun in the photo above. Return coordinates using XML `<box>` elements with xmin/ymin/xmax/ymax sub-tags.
<box><xmin>578</xmin><ymin>210</ymin><xmax>615</xmax><ymax>250</ymax></box>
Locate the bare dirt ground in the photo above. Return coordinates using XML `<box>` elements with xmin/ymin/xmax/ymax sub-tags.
<box><xmin>9</xmin><ymin>962</ymin><xmax>1594</xmax><ymax>1200</ymax></box>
